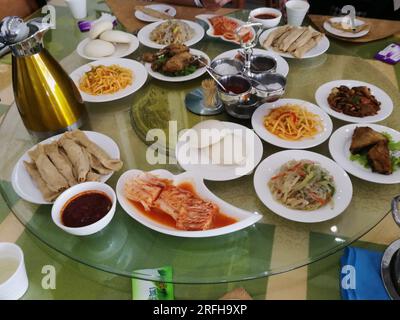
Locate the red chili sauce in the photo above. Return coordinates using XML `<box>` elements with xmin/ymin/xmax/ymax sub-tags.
<box><xmin>62</xmin><ymin>191</ymin><xmax>112</xmax><ymax>228</ymax></box>
<box><xmin>254</xmin><ymin>13</ymin><xmax>278</xmax><ymax>19</ymax></box>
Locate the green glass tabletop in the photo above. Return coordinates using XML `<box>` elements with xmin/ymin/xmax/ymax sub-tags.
<box><xmin>0</xmin><ymin>2</ymin><xmax>399</xmax><ymax>284</ymax></box>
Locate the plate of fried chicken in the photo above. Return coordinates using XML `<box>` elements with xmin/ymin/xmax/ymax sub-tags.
<box><xmin>142</xmin><ymin>44</ymin><xmax>210</xmax><ymax>82</ymax></box>
<box><xmin>116</xmin><ymin>169</ymin><xmax>262</xmax><ymax>237</ymax></box>
<box><xmin>329</xmin><ymin>124</ymin><xmax>400</xmax><ymax>184</ymax></box>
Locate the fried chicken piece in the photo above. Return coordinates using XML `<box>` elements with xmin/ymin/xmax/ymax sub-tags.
<box><xmin>367</xmin><ymin>140</ymin><xmax>392</xmax><ymax>175</ymax></box>
<box><xmin>162</xmin><ymin>51</ymin><xmax>193</xmax><ymax>73</ymax></box>
<box><xmin>142</xmin><ymin>52</ymin><xmax>156</xmax><ymax>63</ymax></box>
<box><xmin>163</xmin><ymin>43</ymin><xmax>189</xmax><ymax>56</ymax></box>
<box><xmin>350</xmin><ymin>127</ymin><xmax>387</xmax><ymax>154</ymax></box>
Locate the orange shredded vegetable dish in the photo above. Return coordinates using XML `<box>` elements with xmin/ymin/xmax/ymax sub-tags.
<box><xmin>264</xmin><ymin>104</ymin><xmax>323</xmax><ymax>141</ymax></box>
<box><xmin>79</xmin><ymin>64</ymin><xmax>133</xmax><ymax>96</ymax></box>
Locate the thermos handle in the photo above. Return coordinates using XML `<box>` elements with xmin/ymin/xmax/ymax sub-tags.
<box><xmin>392</xmin><ymin>196</ymin><xmax>400</xmax><ymax>228</ymax></box>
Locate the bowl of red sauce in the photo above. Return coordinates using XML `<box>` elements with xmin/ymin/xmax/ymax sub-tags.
<box><xmin>51</xmin><ymin>182</ymin><xmax>116</xmax><ymax>236</ymax></box>
<box><xmin>249</xmin><ymin>7</ymin><xmax>282</xmax><ymax>29</ymax></box>
<box><xmin>216</xmin><ymin>75</ymin><xmax>252</xmax><ymax>103</ymax></box>
<box><xmin>217</xmin><ymin>75</ymin><xmax>259</xmax><ymax>119</ymax></box>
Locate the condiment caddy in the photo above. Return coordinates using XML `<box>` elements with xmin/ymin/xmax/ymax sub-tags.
<box><xmin>216</xmin><ymin>21</ymin><xmax>287</xmax><ymax>119</ymax></box>
<box><xmin>185</xmin><ymin>20</ymin><xmax>287</xmax><ymax>119</ymax></box>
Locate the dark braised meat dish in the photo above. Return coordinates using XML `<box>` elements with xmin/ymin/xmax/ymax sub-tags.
<box><xmin>350</xmin><ymin>127</ymin><xmax>392</xmax><ymax>175</ymax></box>
<box><xmin>328</xmin><ymin>86</ymin><xmax>381</xmax><ymax>117</ymax></box>
<box><xmin>142</xmin><ymin>44</ymin><xmax>206</xmax><ymax>76</ymax></box>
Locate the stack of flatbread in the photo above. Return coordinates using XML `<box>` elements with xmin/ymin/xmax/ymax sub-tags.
<box><xmin>24</xmin><ymin>130</ymin><xmax>123</xmax><ymax>202</ymax></box>
<box><xmin>262</xmin><ymin>25</ymin><xmax>324</xmax><ymax>58</ymax></box>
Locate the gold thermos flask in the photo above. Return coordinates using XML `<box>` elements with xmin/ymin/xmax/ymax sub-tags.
<box><xmin>1</xmin><ymin>16</ymin><xmax>86</xmax><ymax>138</ymax></box>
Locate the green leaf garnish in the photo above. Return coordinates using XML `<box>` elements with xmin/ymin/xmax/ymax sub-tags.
<box><xmin>382</xmin><ymin>132</ymin><xmax>400</xmax><ymax>151</ymax></box>
<box><xmin>350</xmin><ymin>153</ymin><xmax>369</xmax><ymax>168</ymax></box>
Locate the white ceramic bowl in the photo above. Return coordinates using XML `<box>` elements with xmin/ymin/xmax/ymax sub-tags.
<box><xmin>51</xmin><ymin>182</ymin><xmax>116</xmax><ymax>236</ymax></box>
<box><xmin>249</xmin><ymin>7</ymin><xmax>282</xmax><ymax>29</ymax></box>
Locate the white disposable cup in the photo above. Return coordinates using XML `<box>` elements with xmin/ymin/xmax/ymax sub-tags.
<box><xmin>285</xmin><ymin>0</ymin><xmax>310</xmax><ymax>26</ymax></box>
<box><xmin>0</xmin><ymin>243</ymin><xmax>28</xmax><ymax>300</ymax></box>
<box><xmin>65</xmin><ymin>0</ymin><xmax>87</xmax><ymax>20</ymax></box>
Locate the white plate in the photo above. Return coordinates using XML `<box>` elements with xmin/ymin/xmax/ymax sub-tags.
<box><xmin>145</xmin><ymin>48</ymin><xmax>209</xmax><ymax>82</ymax></box>
<box><xmin>253</xmin><ymin>150</ymin><xmax>353</xmax><ymax>223</ymax></box>
<box><xmin>11</xmin><ymin>131</ymin><xmax>121</xmax><ymax>205</ymax></box>
<box><xmin>323</xmin><ymin>17</ymin><xmax>370</xmax><ymax>38</ymax></box>
<box><xmin>251</xmin><ymin>99</ymin><xmax>333</xmax><ymax>149</ymax></box>
<box><xmin>69</xmin><ymin>58</ymin><xmax>148</xmax><ymax>103</ymax></box>
<box><xmin>137</xmin><ymin>19</ymin><xmax>204</xmax><ymax>49</ymax></box>
<box><xmin>195</xmin><ymin>14</ymin><xmax>255</xmax><ymax>45</ymax></box>
<box><xmin>175</xmin><ymin>121</ymin><xmax>263</xmax><ymax>181</ymax></box>
<box><xmin>213</xmin><ymin>48</ymin><xmax>289</xmax><ymax>77</ymax></box>
<box><xmin>116</xmin><ymin>169</ymin><xmax>262</xmax><ymax>237</ymax></box>
<box><xmin>76</xmin><ymin>34</ymin><xmax>140</xmax><ymax>60</ymax></box>
<box><xmin>259</xmin><ymin>27</ymin><xmax>330</xmax><ymax>59</ymax></box>
<box><xmin>134</xmin><ymin>4</ymin><xmax>176</xmax><ymax>22</ymax></box>
<box><xmin>315</xmin><ymin>80</ymin><xmax>393</xmax><ymax>123</ymax></box>
<box><xmin>329</xmin><ymin>124</ymin><xmax>400</xmax><ymax>184</ymax></box>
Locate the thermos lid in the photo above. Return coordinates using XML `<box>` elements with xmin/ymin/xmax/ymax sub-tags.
<box><xmin>0</xmin><ymin>16</ymin><xmax>51</xmax><ymax>56</ymax></box>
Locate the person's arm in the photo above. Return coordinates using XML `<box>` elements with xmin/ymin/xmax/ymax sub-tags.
<box><xmin>159</xmin><ymin>0</ymin><xmax>232</xmax><ymax>9</ymax></box>
<box><xmin>0</xmin><ymin>0</ymin><xmax>42</xmax><ymax>20</ymax></box>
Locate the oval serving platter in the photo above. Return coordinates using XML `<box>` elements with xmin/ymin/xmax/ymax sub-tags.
<box><xmin>116</xmin><ymin>169</ymin><xmax>262</xmax><ymax>237</ymax></box>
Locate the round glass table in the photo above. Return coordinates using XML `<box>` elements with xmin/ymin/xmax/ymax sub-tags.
<box><xmin>0</xmin><ymin>6</ymin><xmax>399</xmax><ymax>284</ymax></box>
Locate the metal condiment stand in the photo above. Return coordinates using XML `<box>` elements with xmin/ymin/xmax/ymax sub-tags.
<box><xmin>185</xmin><ymin>21</ymin><xmax>263</xmax><ymax>116</ymax></box>
<box><xmin>381</xmin><ymin>196</ymin><xmax>400</xmax><ymax>300</ymax></box>
<box><xmin>236</xmin><ymin>22</ymin><xmax>263</xmax><ymax>78</ymax></box>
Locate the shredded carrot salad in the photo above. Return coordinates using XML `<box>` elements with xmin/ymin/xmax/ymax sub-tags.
<box><xmin>79</xmin><ymin>64</ymin><xmax>133</xmax><ymax>96</ymax></box>
<box><xmin>264</xmin><ymin>104</ymin><xmax>323</xmax><ymax>141</ymax></box>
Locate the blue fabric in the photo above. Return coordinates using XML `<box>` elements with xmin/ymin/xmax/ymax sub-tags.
<box><xmin>340</xmin><ymin>247</ymin><xmax>390</xmax><ymax>300</ymax></box>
